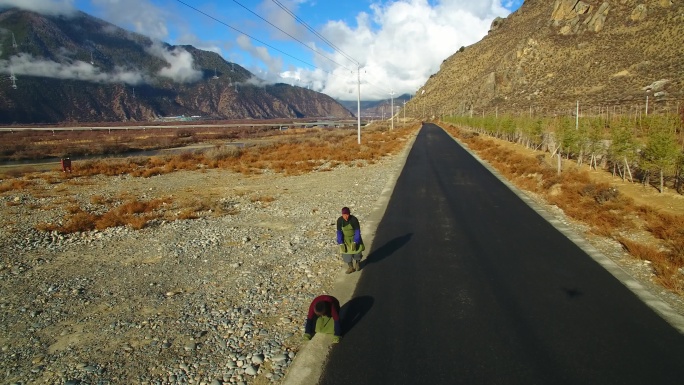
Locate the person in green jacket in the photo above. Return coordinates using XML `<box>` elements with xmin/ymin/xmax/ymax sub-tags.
<box><xmin>336</xmin><ymin>206</ymin><xmax>365</xmax><ymax>274</ymax></box>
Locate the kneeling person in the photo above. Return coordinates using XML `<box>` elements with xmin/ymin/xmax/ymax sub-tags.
<box><xmin>303</xmin><ymin>295</ymin><xmax>342</xmax><ymax>343</ymax></box>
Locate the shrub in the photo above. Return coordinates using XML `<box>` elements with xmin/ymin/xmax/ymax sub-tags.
<box><xmin>61</xmin><ymin>211</ymin><xmax>98</xmax><ymax>233</ymax></box>
<box><xmin>250</xmin><ymin>195</ymin><xmax>276</xmax><ymax>203</ymax></box>
<box><xmin>580</xmin><ymin>183</ymin><xmax>619</xmax><ymax>204</ymax></box>
<box><xmin>0</xmin><ymin>179</ymin><xmax>33</xmax><ymax>193</ymax></box>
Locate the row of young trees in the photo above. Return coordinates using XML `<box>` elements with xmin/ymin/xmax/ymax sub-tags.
<box><xmin>443</xmin><ymin>110</ymin><xmax>684</xmax><ymax>194</ymax></box>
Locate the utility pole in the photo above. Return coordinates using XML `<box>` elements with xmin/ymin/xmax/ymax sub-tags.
<box><xmin>357</xmin><ymin>65</ymin><xmax>361</xmax><ymax>144</ymax></box>
<box><xmin>390</xmin><ymin>90</ymin><xmax>395</xmax><ymax>131</ymax></box>
<box><xmin>403</xmin><ymin>100</ymin><xmax>406</xmax><ymax>124</ymax></box>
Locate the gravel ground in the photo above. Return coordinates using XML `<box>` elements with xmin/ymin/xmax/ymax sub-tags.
<box><xmin>0</xmin><ymin>156</ymin><xmax>404</xmax><ymax>385</ymax></box>
<box><xmin>2</xmin><ymin>133</ymin><xmax>683</xmax><ymax>385</ymax></box>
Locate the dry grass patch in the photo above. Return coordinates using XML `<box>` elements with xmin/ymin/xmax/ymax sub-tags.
<box><xmin>0</xmin><ymin>179</ymin><xmax>34</xmax><ymax>193</ymax></box>
<box><xmin>618</xmin><ymin>237</ymin><xmax>684</xmax><ymax>293</ymax></box>
<box><xmin>90</xmin><ymin>195</ymin><xmax>111</xmax><ymax>205</ymax></box>
<box><xmin>0</xmin><ymin>166</ymin><xmax>38</xmax><ymax>179</ymax></box>
<box><xmin>21</xmin><ymin>124</ymin><xmax>419</xmax><ymax>236</ymax></box>
<box><xmin>35</xmin><ymin>197</ymin><xmax>172</xmax><ymax>234</ymax></box>
<box><xmin>15</xmin><ymin>125</ymin><xmax>419</xmax><ymax>180</ymax></box>
<box><xmin>250</xmin><ymin>195</ymin><xmax>276</xmax><ymax>208</ymax></box>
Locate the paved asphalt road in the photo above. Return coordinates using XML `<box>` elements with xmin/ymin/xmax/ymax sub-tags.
<box><xmin>318</xmin><ymin>123</ymin><xmax>684</xmax><ymax>385</ymax></box>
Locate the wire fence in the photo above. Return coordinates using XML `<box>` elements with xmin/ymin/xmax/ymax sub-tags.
<box><xmin>438</xmin><ymin>102</ymin><xmax>684</xmax><ymax>195</ymax></box>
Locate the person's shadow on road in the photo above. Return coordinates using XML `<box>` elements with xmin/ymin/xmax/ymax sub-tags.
<box><xmin>362</xmin><ymin>233</ymin><xmax>412</xmax><ymax>268</ymax></box>
<box><xmin>340</xmin><ymin>295</ymin><xmax>374</xmax><ymax>335</ymax></box>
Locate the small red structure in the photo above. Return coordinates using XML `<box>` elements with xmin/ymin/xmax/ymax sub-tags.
<box><xmin>60</xmin><ymin>157</ymin><xmax>72</xmax><ymax>173</ymax></box>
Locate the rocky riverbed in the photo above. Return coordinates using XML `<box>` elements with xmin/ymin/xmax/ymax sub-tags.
<box><xmin>0</xmin><ymin>154</ymin><xmax>405</xmax><ymax>385</ymax></box>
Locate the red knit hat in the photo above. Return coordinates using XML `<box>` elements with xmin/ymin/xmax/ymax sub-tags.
<box><xmin>341</xmin><ymin>207</ymin><xmax>350</xmax><ymax>214</ymax></box>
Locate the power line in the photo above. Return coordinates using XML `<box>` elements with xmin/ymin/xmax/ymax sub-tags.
<box><xmin>231</xmin><ymin>0</ymin><xmax>351</xmax><ymax>71</ymax></box>
<box><xmin>270</xmin><ymin>0</ymin><xmax>359</xmax><ymax>67</ymax></box>
<box><xmin>175</xmin><ymin>0</ymin><xmax>317</xmax><ymax>70</ymax></box>
<box><xmin>175</xmin><ymin>0</ymin><xmax>364</xmax><ymax>94</ymax></box>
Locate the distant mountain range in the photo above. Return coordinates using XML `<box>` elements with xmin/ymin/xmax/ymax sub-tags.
<box><xmin>0</xmin><ymin>8</ymin><xmax>354</xmax><ymax>124</ymax></box>
<box><xmin>408</xmin><ymin>0</ymin><xmax>684</xmax><ymax>118</ymax></box>
<box><xmin>337</xmin><ymin>94</ymin><xmax>412</xmax><ymax>119</ymax></box>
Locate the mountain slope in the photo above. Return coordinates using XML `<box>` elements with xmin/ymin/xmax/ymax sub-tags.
<box><xmin>0</xmin><ymin>9</ymin><xmax>353</xmax><ymax>124</ymax></box>
<box><xmin>408</xmin><ymin>0</ymin><xmax>683</xmax><ymax>117</ymax></box>
<box><xmin>338</xmin><ymin>94</ymin><xmax>412</xmax><ymax>118</ymax></box>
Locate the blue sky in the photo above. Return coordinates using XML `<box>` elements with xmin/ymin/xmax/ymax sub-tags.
<box><xmin>1</xmin><ymin>0</ymin><xmax>524</xmax><ymax>100</ymax></box>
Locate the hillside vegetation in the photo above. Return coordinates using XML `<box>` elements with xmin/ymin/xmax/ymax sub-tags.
<box><xmin>406</xmin><ymin>0</ymin><xmax>684</xmax><ymax>117</ymax></box>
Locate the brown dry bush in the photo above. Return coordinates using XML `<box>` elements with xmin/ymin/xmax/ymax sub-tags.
<box><xmin>74</xmin><ymin>158</ymin><xmax>138</xmax><ymax>177</ymax></box>
<box><xmin>124</xmin><ymin>215</ymin><xmax>150</xmax><ymax>230</ymax></box>
<box><xmin>502</xmin><ymin>155</ymin><xmax>537</xmax><ymax>176</ymax></box>
<box><xmin>116</xmin><ymin>199</ymin><xmax>165</xmax><ymax>215</ymax></box>
<box><xmin>205</xmin><ymin>145</ymin><xmax>241</xmax><ymax>162</ymax></box>
<box><xmin>90</xmin><ymin>195</ymin><xmax>110</xmax><ymax>205</ymax></box>
<box><xmin>580</xmin><ymin>183</ymin><xmax>619</xmax><ymax>204</ymax></box>
<box><xmin>35</xmin><ymin>197</ymin><xmax>171</xmax><ymax>234</ymax></box>
<box><xmin>61</xmin><ymin>211</ymin><xmax>98</xmax><ymax>233</ymax></box>
<box><xmin>136</xmin><ymin>167</ymin><xmax>164</xmax><ymax>178</ymax></box>
<box><xmin>34</xmin><ymin>222</ymin><xmax>59</xmax><ymax>232</ymax></box>
<box><xmin>93</xmin><ymin>198</ymin><xmax>166</xmax><ymax>231</ymax></box>
<box><xmin>176</xmin><ymin>197</ymin><xmax>214</xmax><ymax>214</ymax></box>
<box><xmin>65</xmin><ymin>204</ymin><xmax>82</xmax><ymax>214</ymax></box>
<box><xmin>37</xmin><ymin>174</ymin><xmax>62</xmax><ymax>184</ymax></box>
<box><xmin>618</xmin><ymin>237</ymin><xmax>683</xmax><ymax>293</ymax></box>
<box><xmin>642</xmin><ymin>211</ymin><xmax>684</xmax><ymax>261</ymax></box>
<box><xmin>0</xmin><ymin>166</ymin><xmax>37</xmax><ymax>179</ymax></box>
<box><xmin>251</xmin><ymin>195</ymin><xmax>276</xmax><ymax>203</ymax></box>
<box><xmin>644</xmin><ymin>211</ymin><xmax>684</xmax><ymax>244</ymax></box>
<box><xmin>177</xmin><ymin>209</ymin><xmax>199</xmax><ymax>220</ymax></box>
<box><xmin>0</xmin><ymin>179</ymin><xmax>34</xmax><ymax>193</ymax></box>
<box><xmin>94</xmin><ymin>210</ymin><xmax>128</xmax><ymax>230</ymax></box>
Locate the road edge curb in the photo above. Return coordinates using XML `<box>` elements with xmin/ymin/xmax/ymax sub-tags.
<box><xmin>281</xmin><ymin>127</ymin><xmax>421</xmax><ymax>385</ymax></box>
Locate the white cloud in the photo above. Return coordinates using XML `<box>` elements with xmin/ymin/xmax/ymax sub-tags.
<box><xmin>288</xmin><ymin>0</ymin><xmax>513</xmax><ymax>100</ymax></box>
<box><xmin>0</xmin><ymin>0</ymin><xmax>76</xmax><ymax>16</ymax></box>
<box><xmin>236</xmin><ymin>34</ymin><xmax>284</xmax><ymax>84</ymax></box>
<box><xmin>91</xmin><ymin>0</ymin><xmax>171</xmax><ymax>40</ymax></box>
<box><xmin>0</xmin><ymin>53</ymin><xmax>145</xmax><ymax>84</ymax></box>
<box><xmin>176</xmin><ymin>33</ymin><xmax>223</xmax><ymax>56</ymax></box>
<box><xmin>0</xmin><ymin>45</ymin><xmax>204</xmax><ymax>85</ymax></box>
<box><xmin>146</xmin><ymin>42</ymin><xmax>203</xmax><ymax>83</ymax></box>
<box><xmin>258</xmin><ymin>0</ymin><xmax>309</xmax><ymax>41</ymax></box>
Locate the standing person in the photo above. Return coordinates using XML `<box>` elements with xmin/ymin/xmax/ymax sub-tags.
<box><xmin>303</xmin><ymin>295</ymin><xmax>342</xmax><ymax>343</ymax></box>
<box><xmin>337</xmin><ymin>206</ymin><xmax>365</xmax><ymax>274</ymax></box>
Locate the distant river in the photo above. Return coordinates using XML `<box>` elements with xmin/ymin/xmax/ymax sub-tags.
<box><xmin>0</xmin><ymin>143</ymin><xmax>246</xmax><ymax>169</ymax></box>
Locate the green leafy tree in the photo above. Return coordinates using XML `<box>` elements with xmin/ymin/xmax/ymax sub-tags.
<box><xmin>642</xmin><ymin>127</ymin><xmax>680</xmax><ymax>193</ymax></box>
<box><xmin>499</xmin><ymin>116</ymin><xmax>515</xmax><ymax>142</ymax></box>
<box><xmin>556</xmin><ymin>116</ymin><xmax>579</xmax><ymax>159</ymax></box>
<box><xmin>610</xmin><ymin>124</ymin><xmax>638</xmax><ymax>181</ymax></box>
<box><xmin>520</xmin><ymin>117</ymin><xmax>544</xmax><ymax>149</ymax></box>
<box><xmin>676</xmin><ymin>150</ymin><xmax>684</xmax><ymax>194</ymax></box>
<box><xmin>586</xmin><ymin>118</ymin><xmax>605</xmax><ymax>170</ymax></box>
